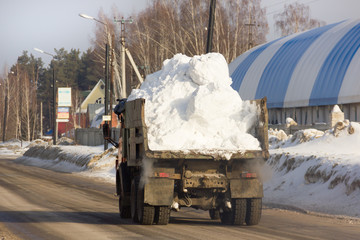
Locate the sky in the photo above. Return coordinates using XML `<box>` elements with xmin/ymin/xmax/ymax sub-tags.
<box><xmin>0</xmin><ymin>0</ymin><xmax>359</xmax><ymax>74</ymax></box>
<box><xmin>0</xmin><ymin>0</ymin><xmax>149</xmax><ymax>72</ymax></box>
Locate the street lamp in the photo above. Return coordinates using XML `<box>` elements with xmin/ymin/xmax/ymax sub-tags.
<box><xmin>34</xmin><ymin>47</ymin><xmax>57</xmax><ymax>145</ymax></box>
<box><xmin>79</xmin><ymin>13</ymin><xmax>110</xmax><ymax>150</ymax></box>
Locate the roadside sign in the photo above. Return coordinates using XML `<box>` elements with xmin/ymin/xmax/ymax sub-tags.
<box><xmin>58</xmin><ymin>107</ymin><xmax>69</xmax><ymax>112</ymax></box>
<box><xmin>58</xmin><ymin>88</ymin><xmax>72</xmax><ymax>106</ymax></box>
<box><xmin>57</xmin><ymin>107</ymin><xmax>70</xmax><ymax>119</ymax></box>
<box><xmin>58</xmin><ymin>112</ymin><xmax>70</xmax><ymax>119</ymax></box>
<box><xmin>102</xmin><ymin>115</ymin><xmax>111</xmax><ymax>121</ymax></box>
<box><xmin>56</xmin><ymin>119</ymin><xmax>69</xmax><ymax>122</ymax></box>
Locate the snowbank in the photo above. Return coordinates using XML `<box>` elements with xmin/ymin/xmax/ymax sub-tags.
<box><xmin>265</xmin><ymin>122</ymin><xmax>360</xmax><ymax>217</ymax></box>
<box><xmin>13</xmin><ymin>140</ymin><xmax>116</xmax><ymax>182</ymax></box>
<box><xmin>128</xmin><ymin>53</ymin><xmax>260</xmax><ymax>159</ymax></box>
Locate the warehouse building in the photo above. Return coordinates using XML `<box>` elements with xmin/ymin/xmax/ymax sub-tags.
<box><xmin>229</xmin><ymin>19</ymin><xmax>360</xmax><ymax>126</ymax></box>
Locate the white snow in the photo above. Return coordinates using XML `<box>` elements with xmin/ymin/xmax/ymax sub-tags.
<box><xmin>128</xmin><ymin>53</ymin><xmax>260</xmax><ymax>158</ymax></box>
<box><xmin>265</xmin><ymin>122</ymin><xmax>360</xmax><ymax>218</ymax></box>
<box><xmin>332</xmin><ymin>104</ymin><xmax>342</xmax><ymax>113</ymax></box>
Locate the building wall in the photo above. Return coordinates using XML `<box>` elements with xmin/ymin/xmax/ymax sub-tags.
<box><xmin>268</xmin><ymin>103</ymin><xmax>360</xmax><ymax>125</ymax></box>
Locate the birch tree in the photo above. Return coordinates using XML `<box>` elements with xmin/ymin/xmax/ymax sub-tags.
<box><xmin>274</xmin><ymin>2</ymin><xmax>326</xmax><ymax>36</ymax></box>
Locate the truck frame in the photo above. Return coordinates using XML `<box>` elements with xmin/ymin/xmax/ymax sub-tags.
<box><xmin>115</xmin><ymin>98</ymin><xmax>269</xmax><ymax>225</ymax></box>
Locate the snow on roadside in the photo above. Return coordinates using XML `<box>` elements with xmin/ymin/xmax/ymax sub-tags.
<box><xmin>265</xmin><ymin>122</ymin><xmax>360</xmax><ymax>218</ymax></box>
<box><xmin>13</xmin><ymin>139</ymin><xmax>117</xmax><ymax>183</ymax></box>
<box><xmin>0</xmin><ymin>139</ymin><xmax>31</xmax><ymax>155</ymax></box>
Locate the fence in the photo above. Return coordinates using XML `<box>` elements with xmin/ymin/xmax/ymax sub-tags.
<box><xmin>75</xmin><ymin>128</ymin><xmax>120</xmax><ymax>146</ymax></box>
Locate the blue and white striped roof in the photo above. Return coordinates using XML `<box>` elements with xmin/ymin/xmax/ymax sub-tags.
<box><xmin>229</xmin><ymin>19</ymin><xmax>360</xmax><ymax>108</ymax></box>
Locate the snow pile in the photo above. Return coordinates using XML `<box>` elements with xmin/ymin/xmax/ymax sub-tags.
<box><xmin>285</xmin><ymin>117</ymin><xmax>297</xmax><ymax>128</ymax></box>
<box><xmin>128</xmin><ymin>53</ymin><xmax>260</xmax><ymax>158</ymax></box>
<box><xmin>15</xmin><ymin>143</ymin><xmax>116</xmax><ymax>177</ymax></box>
<box><xmin>269</xmin><ymin>128</ymin><xmax>325</xmax><ymax>149</ymax></box>
<box><xmin>332</xmin><ymin>105</ymin><xmax>342</xmax><ymax>113</ymax></box>
<box><xmin>265</xmin><ymin>122</ymin><xmax>360</xmax><ymax>217</ymax></box>
<box><xmin>0</xmin><ymin>139</ymin><xmax>30</xmax><ymax>155</ymax></box>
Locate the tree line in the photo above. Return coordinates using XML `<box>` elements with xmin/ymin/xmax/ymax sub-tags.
<box><xmin>0</xmin><ymin>0</ymin><xmax>324</xmax><ymax>142</ymax></box>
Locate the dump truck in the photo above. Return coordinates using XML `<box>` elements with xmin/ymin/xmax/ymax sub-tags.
<box><xmin>113</xmin><ymin>97</ymin><xmax>269</xmax><ymax>225</ymax></box>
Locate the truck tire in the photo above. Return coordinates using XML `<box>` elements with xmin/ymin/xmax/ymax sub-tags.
<box><xmin>233</xmin><ymin>198</ymin><xmax>247</xmax><ymax>225</ymax></box>
<box><xmin>245</xmin><ymin>198</ymin><xmax>262</xmax><ymax>225</ymax></box>
<box><xmin>131</xmin><ymin>177</ymin><xmax>139</xmax><ymax>222</ymax></box>
<box><xmin>154</xmin><ymin>206</ymin><xmax>170</xmax><ymax>225</ymax></box>
<box><xmin>220</xmin><ymin>199</ymin><xmax>247</xmax><ymax>225</ymax></box>
<box><xmin>118</xmin><ymin>163</ymin><xmax>131</xmax><ymax>218</ymax></box>
<box><xmin>209</xmin><ymin>209</ymin><xmax>220</xmax><ymax>220</ymax></box>
<box><xmin>137</xmin><ymin>181</ymin><xmax>155</xmax><ymax>225</ymax></box>
<box><xmin>119</xmin><ymin>197</ymin><xmax>131</xmax><ymax>218</ymax></box>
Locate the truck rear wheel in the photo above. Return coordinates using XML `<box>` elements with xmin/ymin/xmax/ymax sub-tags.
<box><xmin>220</xmin><ymin>199</ymin><xmax>247</xmax><ymax>225</ymax></box>
<box><xmin>209</xmin><ymin>209</ymin><xmax>220</xmax><ymax>220</ymax></box>
<box><xmin>137</xmin><ymin>181</ymin><xmax>155</xmax><ymax>225</ymax></box>
<box><xmin>154</xmin><ymin>206</ymin><xmax>170</xmax><ymax>225</ymax></box>
<box><xmin>118</xmin><ymin>163</ymin><xmax>131</xmax><ymax>218</ymax></box>
<box><xmin>245</xmin><ymin>198</ymin><xmax>262</xmax><ymax>225</ymax></box>
<box><xmin>119</xmin><ymin>197</ymin><xmax>131</xmax><ymax>218</ymax></box>
<box><xmin>130</xmin><ymin>177</ymin><xmax>139</xmax><ymax>222</ymax></box>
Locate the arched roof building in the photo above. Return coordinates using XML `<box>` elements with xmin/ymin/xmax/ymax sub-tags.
<box><xmin>229</xmin><ymin>19</ymin><xmax>360</xmax><ymax>125</ymax></box>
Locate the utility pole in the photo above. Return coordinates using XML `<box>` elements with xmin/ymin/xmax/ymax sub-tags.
<box><xmin>114</xmin><ymin>17</ymin><xmax>133</xmax><ymax>98</ymax></box>
<box><xmin>104</xmin><ymin>43</ymin><xmax>110</xmax><ymax>150</ymax></box>
<box><xmin>206</xmin><ymin>0</ymin><xmax>216</xmax><ymax>53</ymax></box>
<box><xmin>52</xmin><ymin>65</ymin><xmax>57</xmax><ymax>145</ymax></box>
<box><xmin>110</xmin><ymin>34</ymin><xmax>115</xmax><ymax>128</ymax></box>
<box><xmin>245</xmin><ymin>5</ymin><xmax>257</xmax><ymax>50</ymax></box>
<box><xmin>40</xmin><ymin>102</ymin><xmax>43</xmax><ymax>139</ymax></box>
<box><xmin>2</xmin><ymin>74</ymin><xmax>9</xmax><ymax>142</ymax></box>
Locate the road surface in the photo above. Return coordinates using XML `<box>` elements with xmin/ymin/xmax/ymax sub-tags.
<box><xmin>1</xmin><ymin>155</ymin><xmax>359</xmax><ymax>240</ymax></box>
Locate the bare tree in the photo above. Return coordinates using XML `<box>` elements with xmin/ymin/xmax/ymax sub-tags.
<box><xmin>274</xmin><ymin>2</ymin><xmax>326</xmax><ymax>36</ymax></box>
<box><xmin>88</xmin><ymin>0</ymin><xmax>268</xmax><ymax>98</ymax></box>
<box><xmin>125</xmin><ymin>0</ymin><xmax>268</xmax><ymax>73</ymax></box>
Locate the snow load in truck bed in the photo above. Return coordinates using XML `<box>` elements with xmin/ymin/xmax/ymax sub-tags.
<box><xmin>128</xmin><ymin>53</ymin><xmax>260</xmax><ymax>158</ymax></box>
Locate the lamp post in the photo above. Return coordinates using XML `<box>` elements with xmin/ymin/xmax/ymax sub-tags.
<box><xmin>34</xmin><ymin>47</ymin><xmax>57</xmax><ymax>145</ymax></box>
<box><xmin>80</xmin><ymin>13</ymin><xmax>110</xmax><ymax>150</ymax></box>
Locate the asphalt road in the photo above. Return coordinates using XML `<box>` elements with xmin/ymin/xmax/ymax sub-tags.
<box><xmin>1</xmin><ymin>155</ymin><xmax>359</xmax><ymax>240</ymax></box>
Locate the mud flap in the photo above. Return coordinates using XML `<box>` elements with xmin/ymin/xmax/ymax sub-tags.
<box><xmin>230</xmin><ymin>179</ymin><xmax>263</xmax><ymax>198</ymax></box>
<box><xmin>144</xmin><ymin>178</ymin><xmax>174</xmax><ymax>206</ymax></box>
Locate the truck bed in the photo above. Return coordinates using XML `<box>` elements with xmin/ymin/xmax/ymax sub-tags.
<box><xmin>123</xmin><ymin>98</ymin><xmax>269</xmax><ymax>166</ymax></box>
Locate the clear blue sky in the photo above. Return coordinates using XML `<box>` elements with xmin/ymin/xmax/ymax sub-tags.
<box><xmin>1</xmin><ymin>0</ymin><xmax>359</xmax><ymax>74</ymax></box>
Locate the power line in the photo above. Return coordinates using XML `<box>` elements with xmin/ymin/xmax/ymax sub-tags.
<box><xmin>265</xmin><ymin>0</ymin><xmax>322</xmax><ymax>16</ymax></box>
